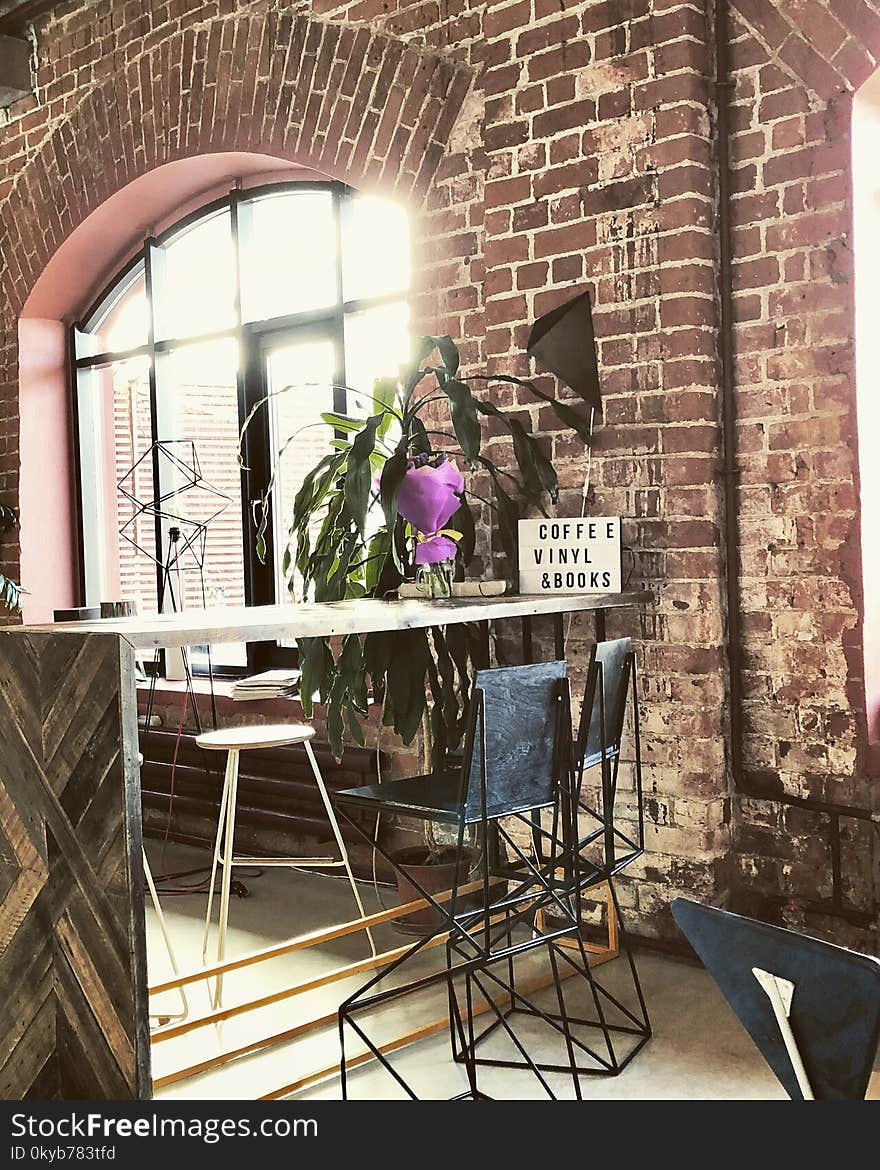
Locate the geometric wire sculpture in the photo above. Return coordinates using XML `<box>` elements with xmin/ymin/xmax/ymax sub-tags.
<box><xmin>118</xmin><ymin>438</ymin><xmax>231</xmax><ymax>576</ymax></box>
<box><xmin>118</xmin><ymin>437</ymin><xmax>231</xmax><ymax>738</ymax></box>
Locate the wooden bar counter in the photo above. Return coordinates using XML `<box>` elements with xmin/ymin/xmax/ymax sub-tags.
<box><xmin>0</xmin><ymin>590</ymin><xmax>649</xmax><ymax>1099</ymax></box>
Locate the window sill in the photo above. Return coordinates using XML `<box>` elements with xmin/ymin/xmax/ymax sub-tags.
<box><xmin>135</xmin><ymin>676</ymin><xmax>375</xmax><ymax>721</ymax></box>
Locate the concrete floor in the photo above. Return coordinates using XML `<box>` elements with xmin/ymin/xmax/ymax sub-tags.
<box><xmin>145</xmin><ymin>841</ymin><xmax>788</xmax><ymax>1101</ymax></box>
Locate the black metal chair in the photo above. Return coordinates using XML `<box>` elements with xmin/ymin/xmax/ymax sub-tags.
<box><xmin>573</xmin><ymin>636</ymin><xmax>645</xmax><ymax>879</ymax></box>
<box><xmin>673</xmin><ymin>898</ymin><xmax>880</xmax><ymax>1100</ymax></box>
<box><xmin>333</xmin><ymin>660</ymin><xmax>594</xmax><ymax>1098</ymax></box>
<box><xmin>497</xmin><ymin>638</ymin><xmax>651</xmax><ymax>1092</ymax></box>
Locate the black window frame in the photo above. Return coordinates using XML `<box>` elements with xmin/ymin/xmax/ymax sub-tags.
<box><xmin>70</xmin><ymin>179</ymin><xmax>408</xmax><ymax>676</ymax></box>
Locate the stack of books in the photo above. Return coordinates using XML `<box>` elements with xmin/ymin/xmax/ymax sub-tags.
<box><xmin>231</xmin><ymin>669</ymin><xmax>302</xmax><ymax>702</ymax></box>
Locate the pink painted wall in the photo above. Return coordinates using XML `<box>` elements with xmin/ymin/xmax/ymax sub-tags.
<box><xmin>17</xmin><ymin>152</ymin><xmax>315</xmax><ymax>621</ymax></box>
<box><xmin>854</xmin><ymin>75</ymin><xmax>880</xmax><ymax>741</ymax></box>
<box><xmin>17</xmin><ymin>317</ymin><xmax>74</xmax><ymax>622</ymax></box>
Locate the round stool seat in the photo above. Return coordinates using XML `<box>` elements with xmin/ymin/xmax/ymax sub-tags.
<box><xmin>196</xmin><ymin>723</ymin><xmax>316</xmax><ymax>752</ymax></box>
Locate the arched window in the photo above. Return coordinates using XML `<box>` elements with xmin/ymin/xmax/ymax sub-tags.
<box><xmin>72</xmin><ymin>181</ymin><xmax>410</xmax><ymax>670</ymax></box>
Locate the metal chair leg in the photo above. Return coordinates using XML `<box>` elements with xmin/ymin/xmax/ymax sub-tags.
<box><xmin>206</xmin><ymin>748</ymin><xmax>239</xmax><ymax>1010</ymax></box>
<box><xmin>143</xmin><ymin>847</ymin><xmax>188</xmax><ymax>1025</ymax></box>
<box><xmin>202</xmin><ymin>747</ymin><xmax>234</xmax><ymax>969</ymax></box>
<box><xmin>305</xmin><ymin>740</ymin><xmax>376</xmax><ymax>956</ymax></box>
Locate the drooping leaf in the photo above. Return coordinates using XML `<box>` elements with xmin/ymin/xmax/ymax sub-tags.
<box><xmin>445</xmin><ymin>622</ymin><xmax>475</xmax><ymax>741</ymax></box>
<box><xmin>431</xmin><ymin>627</ymin><xmax>459</xmax><ymax>756</ymax></box>
<box><xmin>482</xmin><ymin>461</ymin><xmax>521</xmax><ymax>565</ymax></box>
<box><xmin>387</xmin><ymin>628</ymin><xmax>431</xmax><ymax>745</ymax></box>
<box><xmin>345</xmin><ymin>705</ymin><xmax>366</xmax><ymax>747</ymax></box>
<box><xmin>409</xmin><ymin>416</ymin><xmax>431</xmax><ymax>457</ymax></box>
<box><xmin>431</xmin><ymin>335</ymin><xmax>461</xmax><ymax>379</ymax></box>
<box><xmin>474</xmin><ymin>399</ymin><xmax>557</xmax><ymax>505</ymax></box>
<box><xmin>466</xmin><ymin>373</ymin><xmax>595</xmax><ymax>445</ymax></box>
<box><xmin>447</xmin><ymin>496</ymin><xmax>475</xmax><ymax>564</ymax></box>
<box><xmin>442</xmin><ymin>378</ymin><xmax>482</xmax><ymax>462</ymax></box>
<box><xmin>344</xmin><ymin>413</ymin><xmax>383</xmax><ymax>535</ymax></box>
<box><xmin>298</xmin><ymin>637</ymin><xmax>325</xmax><ymax>718</ymax></box>
<box><xmin>510</xmin><ymin>420</ymin><xmax>557</xmax><ymax>504</ymax></box>
<box><xmin>321</xmin><ymin>412</ymin><xmax>365</xmax><ymax>434</ymax></box>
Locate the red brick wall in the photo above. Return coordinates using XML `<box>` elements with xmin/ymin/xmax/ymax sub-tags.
<box><xmin>725</xmin><ymin>0</ymin><xmax>878</xmax><ymax>945</ymax></box>
<box><xmin>1</xmin><ymin>0</ymin><xmax>877</xmax><ymax>948</ymax></box>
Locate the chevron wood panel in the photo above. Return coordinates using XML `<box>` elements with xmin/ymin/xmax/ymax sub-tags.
<box><xmin>0</xmin><ymin>630</ymin><xmax>151</xmax><ymax>1099</ymax></box>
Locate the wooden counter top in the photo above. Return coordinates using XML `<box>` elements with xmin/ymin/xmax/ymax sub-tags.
<box><xmin>25</xmin><ymin>590</ymin><xmax>652</xmax><ymax>651</ymax></box>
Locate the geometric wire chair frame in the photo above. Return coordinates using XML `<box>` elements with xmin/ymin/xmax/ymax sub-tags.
<box><xmin>334</xmin><ymin>660</ymin><xmax>651</xmax><ymax>1099</ymax></box>
<box><xmin>335</xmin><ymin>662</ymin><xmax>595</xmax><ymax>1099</ymax></box>
<box><xmin>450</xmin><ymin>640</ymin><xmax>651</xmax><ymax>1096</ymax></box>
<box><xmin>447</xmin><ymin>872</ymin><xmax>651</xmax><ymax>1098</ymax></box>
<box><xmin>571</xmin><ymin>638</ymin><xmax>646</xmax><ymax>881</ymax></box>
<box><xmin>449</xmin><ymin>650</ymin><xmax>652</xmax><ymax>1096</ymax></box>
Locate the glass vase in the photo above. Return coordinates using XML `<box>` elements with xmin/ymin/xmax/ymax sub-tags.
<box><xmin>417</xmin><ymin>558</ymin><xmax>454</xmax><ymax>598</ymax></box>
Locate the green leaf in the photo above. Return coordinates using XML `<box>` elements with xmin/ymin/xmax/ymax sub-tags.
<box><xmin>466</xmin><ymin>373</ymin><xmax>595</xmax><ymax>444</ymax></box>
<box><xmin>388</xmin><ymin>628</ymin><xmax>431</xmax><ymax>745</ymax></box>
<box><xmin>345</xmin><ymin>414</ymin><xmax>383</xmax><ymax>535</ymax></box>
<box><xmin>431</xmin><ymin>335</ymin><xmax>460</xmax><ymax>379</ymax></box>
<box><xmin>379</xmin><ymin>442</ymin><xmax>408</xmax><ymax>571</ymax></box>
<box><xmin>443</xmin><ymin>378</ymin><xmax>481</xmax><ymax>461</ymax></box>
<box><xmin>298</xmin><ymin>638</ymin><xmax>325</xmax><ymax>718</ymax></box>
<box><xmin>364</xmin><ymin>529</ymin><xmax>392</xmax><ymax>593</ymax></box>
<box><xmin>445</xmin><ymin>622</ymin><xmax>475</xmax><ymax>742</ymax></box>
<box><xmin>472</xmin><ymin>398</ymin><xmax>557</xmax><ymax>506</ymax></box>
<box><xmin>409</xmin><ymin>416</ymin><xmax>431</xmax><ymax>457</ymax></box>
<box><xmin>321</xmin><ymin>412</ymin><xmax>366</xmax><ymax>434</ymax></box>
<box><xmin>430</xmin><ymin>627</ymin><xmax>459</xmax><ymax>756</ymax></box>
<box><xmin>291</xmin><ymin>451</ymin><xmax>347</xmax><ymax>534</ymax></box>
<box><xmin>483</xmin><ymin>462</ymin><xmax>521</xmax><ymax>564</ymax></box>
<box><xmin>346</xmin><ymin>705</ymin><xmax>366</xmax><ymax>747</ymax></box>
<box><xmin>339</xmin><ymin>634</ymin><xmax>368</xmax><ymax>711</ymax></box>
<box><xmin>372</xmin><ymin>376</ymin><xmax>400</xmax><ymax>413</ymax></box>
<box><xmin>447</xmin><ymin>497</ymin><xmax>475</xmax><ymax>564</ymax></box>
<box><xmin>510</xmin><ymin>420</ymin><xmax>558</xmax><ymax>504</ymax></box>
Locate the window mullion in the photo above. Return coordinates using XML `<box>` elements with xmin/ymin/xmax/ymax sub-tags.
<box><xmin>143</xmin><ymin>238</ymin><xmax>166</xmax><ymax>619</ymax></box>
<box><xmin>230</xmin><ymin>190</ymin><xmax>266</xmax><ymax>648</ymax></box>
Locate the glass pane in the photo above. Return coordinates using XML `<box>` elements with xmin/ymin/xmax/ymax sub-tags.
<box><xmin>266</xmin><ymin>337</ymin><xmax>336</xmax><ymax>611</ymax></box>
<box><xmin>341</xmin><ymin>193</ymin><xmax>410</xmax><ymax>302</ymax></box>
<box><xmin>240</xmin><ymin>190</ymin><xmax>337</xmax><ymax>324</ymax></box>
<box><xmin>77</xmin><ymin>267</ymin><xmax>149</xmax><ymax>357</ymax></box>
<box><xmin>153</xmin><ymin>209</ymin><xmax>236</xmax><ymax>341</ymax></box>
<box><xmin>77</xmin><ymin>355</ymin><xmax>158</xmax><ymax>611</ymax></box>
<box><xmin>154</xmin><ymin>338</ymin><xmax>246</xmax><ymax>667</ymax></box>
<box><xmin>344</xmin><ymin>300</ymin><xmax>410</xmax><ymax>417</ymax></box>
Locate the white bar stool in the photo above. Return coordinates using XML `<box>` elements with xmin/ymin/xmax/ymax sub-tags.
<box><xmin>198</xmin><ymin>723</ymin><xmax>375</xmax><ymax>1006</ymax></box>
<box><xmin>139</xmin><ymin>752</ymin><xmax>188</xmax><ymax>1027</ymax></box>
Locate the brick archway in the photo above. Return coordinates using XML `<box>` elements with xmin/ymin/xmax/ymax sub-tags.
<box><xmin>0</xmin><ymin>8</ymin><xmax>470</xmax><ymax>595</ymax></box>
<box><xmin>0</xmin><ymin>10</ymin><xmax>470</xmax><ymax>318</ymax></box>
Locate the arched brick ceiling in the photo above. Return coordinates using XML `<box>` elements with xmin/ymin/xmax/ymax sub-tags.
<box><xmin>0</xmin><ymin>8</ymin><xmax>472</xmax><ymax>319</ymax></box>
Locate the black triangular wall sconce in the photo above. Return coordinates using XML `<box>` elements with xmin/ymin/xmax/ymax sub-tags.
<box><xmin>526</xmin><ymin>290</ymin><xmax>601</xmax><ymax>410</ymax></box>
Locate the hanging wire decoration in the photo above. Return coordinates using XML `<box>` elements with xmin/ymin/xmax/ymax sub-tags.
<box><xmin>117</xmin><ymin>438</ymin><xmax>232</xmax><ymax>593</ymax></box>
<box><xmin>118</xmin><ymin>438</ymin><xmax>233</xmax><ymax>899</ymax></box>
<box><xmin>117</xmin><ymin>437</ymin><xmax>232</xmax><ymax>737</ymax></box>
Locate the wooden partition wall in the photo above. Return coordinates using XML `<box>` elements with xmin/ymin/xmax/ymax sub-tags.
<box><xmin>0</xmin><ymin>630</ymin><xmax>150</xmax><ymax>1099</ymax></box>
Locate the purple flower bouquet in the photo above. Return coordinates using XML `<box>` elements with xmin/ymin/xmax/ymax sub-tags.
<box><xmin>396</xmin><ymin>453</ymin><xmax>464</xmax><ymax>594</ymax></box>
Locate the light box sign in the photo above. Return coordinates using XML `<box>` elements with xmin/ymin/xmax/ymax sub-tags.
<box><xmin>518</xmin><ymin>517</ymin><xmax>621</xmax><ymax>595</ymax></box>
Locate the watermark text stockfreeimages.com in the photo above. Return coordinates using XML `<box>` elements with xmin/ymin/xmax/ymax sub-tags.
<box><xmin>10</xmin><ymin>1112</ymin><xmax>317</xmax><ymax>1147</ymax></box>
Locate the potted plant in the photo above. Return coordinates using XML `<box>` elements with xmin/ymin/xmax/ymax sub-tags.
<box><xmin>244</xmin><ymin>334</ymin><xmax>593</xmax><ymax>761</ymax></box>
<box><xmin>243</xmin><ymin>336</ymin><xmax>593</xmax><ymax>929</ymax></box>
<box><xmin>0</xmin><ymin>505</ymin><xmax>24</xmax><ymax>613</ymax></box>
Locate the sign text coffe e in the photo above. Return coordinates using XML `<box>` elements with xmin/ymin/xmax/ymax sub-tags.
<box><xmin>517</xmin><ymin>517</ymin><xmax>621</xmax><ymax>594</ymax></box>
